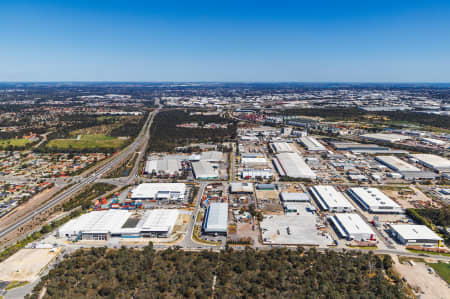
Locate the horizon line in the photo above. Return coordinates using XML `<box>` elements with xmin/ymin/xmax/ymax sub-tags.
<box><xmin>1</xmin><ymin>81</ymin><xmax>450</xmax><ymax>84</ymax></box>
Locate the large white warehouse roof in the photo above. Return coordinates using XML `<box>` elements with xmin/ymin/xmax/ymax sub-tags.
<box><xmin>362</xmin><ymin>133</ymin><xmax>410</xmax><ymax>143</ymax></box>
<box><xmin>375</xmin><ymin>156</ymin><xmax>420</xmax><ymax>172</ymax></box>
<box><xmin>142</xmin><ymin>209</ymin><xmax>179</xmax><ymax>234</ymax></box>
<box><xmin>192</xmin><ymin>161</ymin><xmax>219</xmax><ymax>179</ymax></box>
<box><xmin>145</xmin><ymin>158</ymin><xmax>182</xmax><ymax>176</ymax></box>
<box><xmin>309</xmin><ymin>185</ymin><xmax>355</xmax><ymax>212</ymax></box>
<box><xmin>200</xmin><ymin>151</ymin><xmax>224</xmax><ymax>162</ymax></box>
<box><xmin>299</xmin><ymin>136</ymin><xmax>327</xmax><ymax>151</ymax></box>
<box><xmin>409</xmin><ymin>154</ymin><xmax>450</xmax><ymax>172</ymax></box>
<box><xmin>270</xmin><ymin>142</ymin><xmax>295</xmax><ymax>153</ymax></box>
<box><xmin>273</xmin><ymin>152</ymin><xmax>316</xmax><ymax>180</ymax></box>
<box><xmin>390</xmin><ymin>224</ymin><xmax>442</xmax><ymax>243</ymax></box>
<box><xmin>58</xmin><ymin>210</ymin><xmax>132</xmax><ymax>237</ymax></box>
<box><xmin>230</xmin><ymin>182</ymin><xmax>254</xmax><ymax>193</ymax></box>
<box><xmin>203</xmin><ymin>203</ymin><xmax>228</xmax><ymax>233</ymax></box>
<box><xmin>331</xmin><ymin>213</ymin><xmax>376</xmax><ymax>241</ymax></box>
<box><xmin>348</xmin><ymin>187</ymin><xmax>402</xmax><ymax>213</ymax></box>
<box><xmin>241</xmin><ymin>168</ymin><xmax>273</xmax><ymax>179</ymax></box>
<box><xmin>280</xmin><ymin>192</ymin><xmax>310</xmax><ymax>202</ymax></box>
<box><xmin>131</xmin><ymin>183</ymin><xmax>186</xmax><ymax>201</ymax></box>
<box><xmin>241</xmin><ymin>157</ymin><xmax>268</xmax><ymax>167</ymax></box>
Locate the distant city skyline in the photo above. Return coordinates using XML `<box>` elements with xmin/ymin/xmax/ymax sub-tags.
<box><xmin>1</xmin><ymin>0</ymin><xmax>450</xmax><ymax>82</ymax></box>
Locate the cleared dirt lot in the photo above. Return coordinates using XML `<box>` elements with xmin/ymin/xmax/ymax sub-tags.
<box><xmin>393</xmin><ymin>256</ymin><xmax>450</xmax><ymax>299</ymax></box>
<box><xmin>229</xmin><ymin>222</ymin><xmax>260</xmax><ymax>244</ymax></box>
<box><xmin>172</xmin><ymin>213</ymin><xmax>191</xmax><ymax>234</ymax></box>
<box><xmin>381</xmin><ymin>185</ymin><xmax>435</xmax><ymax>209</ymax></box>
<box><xmin>256</xmin><ymin>189</ymin><xmax>283</xmax><ymax>213</ymax></box>
<box><xmin>0</xmin><ymin>248</ymin><xmax>59</xmax><ymax>281</ymax></box>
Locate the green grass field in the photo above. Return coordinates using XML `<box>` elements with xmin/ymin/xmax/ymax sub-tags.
<box><xmin>47</xmin><ymin>134</ymin><xmax>127</xmax><ymax>150</ymax></box>
<box><xmin>5</xmin><ymin>281</ymin><xmax>29</xmax><ymax>290</ymax></box>
<box><xmin>0</xmin><ymin>138</ymin><xmax>32</xmax><ymax>149</ymax></box>
<box><xmin>427</xmin><ymin>262</ymin><xmax>450</xmax><ymax>284</ymax></box>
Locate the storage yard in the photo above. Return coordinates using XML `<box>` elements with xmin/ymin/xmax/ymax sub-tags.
<box><xmin>261</xmin><ymin>213</ymin><xmax>333</xmax><ymax>246</ymax></box>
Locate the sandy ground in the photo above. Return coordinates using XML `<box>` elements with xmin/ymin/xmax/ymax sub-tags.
<box><xmin>255</xmin><ymin>190</ymin><xmax>283</xmax><ymax>213</ymax></box>
<box><xmin>229</xmin><ymin>222</ymin><xmax>260</xmax><ymax>244</ymax></box>
<box><xmin>382</xmin><ymin>186</ymin><xmax>434</xmax><ymax>209</ymax></box>
<box><xmin>172</xmin><ymin>213</ymin><xmax>191</xmax><ymax>234</ymax></box>
<box><xmin>255</xmin><ymin>189</ymin><xmax>279</xmax><ymax>200</ymax></box>
<box><xmin>0</xmin><ymin>248</ymin><xmax>59</xmax><ymax>281</ymax></box>
<box><xmin>393</xmin><ymin>256</ymin><xmax>450</xmax><ymax>299</ymax></box>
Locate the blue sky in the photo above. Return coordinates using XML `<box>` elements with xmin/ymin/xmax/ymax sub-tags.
<box><xmin>1</xmin><ymin>0</ymin><xmax>450</xmax><ymax>82</ymax></box>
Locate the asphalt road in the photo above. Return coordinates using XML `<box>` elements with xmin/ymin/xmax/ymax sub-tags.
<box><xmin>0</xmin><ymin>109</ymin><xmax>158</xmax><ymax>239</ymax></box>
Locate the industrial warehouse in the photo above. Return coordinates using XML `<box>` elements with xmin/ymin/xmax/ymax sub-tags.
<box><xmin>241</xmin><ymin>156</ymin><xmax>269</xmax><ymax>167</ymax></box>
<box><xmin>361</xmin><ymin>133</ymin><xmax>410</xmax><ymax>143</ymax></box>
<box><xmin>329</xmin><ymin>141</ymin><xmax>408</xmax><ymax>154</ymax></box>
<box><xmin>58</xmin><ymin>209</ymin><xmax>181</xmax><ymax>240</ymax></box>
<box><xmin>280</xmin><ymin>192</ymin><xmax>310</xmax><ymax>203</ymax></box>
<box><xmin>389</xmin><ymin>224</ymin><xmax>443</xmax><ymax>247</ymax></box>
<box><xmin>270</xmin><ymin>142</ymin><xmax>296</xmax><ymax>153</ymax></box>
<box><xmin>202</xmin><ymin>202</ymin><xmax>228</xmax><ymax>235</ymax></box>
<box><xmin>375</xmin><ymin>155</ymin><xmax>420</xmax><ymax>173</ymax></box>
<box><xmin>299</xmin><ymin>136</ymin><xmax>327</xmax><ymax>151</ymax></box>
<box><xmin>199</xmin><ymin>151</ymin><xmax>224</xmax><ymax>163</ymax></box>
<box><xmin>273</xmin><ymin>152</ymin><xmax>316</xmax><ymax>180</ymax></box>
<box><xmin>145</xmin><ymin>157</ymin><xmax>184</xmax><ymax>177</ymax></box>
<box><xmin>375</xmin><ymin>155</ymin><xmax>438</xmax><ymax>180</ymax></box>
<box><xmin>230</xmin><ymin>182</ymin><xmax>254</xmax><ymax>194</ymax></box>
<box><xmin>347</xmin><ymin>187</ymin><xmax>402</xmax><ymax>213</ymax></box>
<box><xmin>409</xmin><ymin>154</ymin><xmax>450</xmax><ymax>173</ymax></box>
<box><xmin>191</xmin><ymin>161</ymin><xmax>219</xmax><ymax>179</ymax></box>
<box><xmin>309</xmin><ymin>185</ymin><xmax>355</xmax><ymax>212</ymax></box>
<box><xmin>329</xmin><ymin>213</ymin><xmax>376</xmax><ymax>241</ymax></box>
<box><xmin>130</xmin><ymin>183</ymin><xmax>187</xmax><ymax>201</ymax></box>
<box><xmin>240</xmin><ymin>168</ymin><xmax>273</xmax><ymax>179</ymax></box>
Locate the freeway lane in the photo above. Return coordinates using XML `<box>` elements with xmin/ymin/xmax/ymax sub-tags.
<box><xmin>0</xmin><ymin>109</ymin><xmax>158</xmax><ymax>239</ymax></box>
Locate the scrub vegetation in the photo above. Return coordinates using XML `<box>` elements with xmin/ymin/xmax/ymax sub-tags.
<box><xmin>28</xmin><ymin>246</ymin><xmax>407</xmax><ymax>299</ymax></box>
<box><xmin>62</xmin><ymin>183</ymin><xmax>116</xmax><ymax>211</ymax></box>
<box><xmin>278</xmin><ymin>108</ymin><xmax>450</xmax><ymax>130</ymax></box>
<box><xmin>148</xmin><ymin>110</ymin><xmax>236</xmax><ymax>152</ymax></box>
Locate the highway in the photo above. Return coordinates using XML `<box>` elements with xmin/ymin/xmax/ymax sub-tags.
<box><xmin>0</xmin><ymin>109</ymin><xmax>158</xmax><ymax>239</ymax></box>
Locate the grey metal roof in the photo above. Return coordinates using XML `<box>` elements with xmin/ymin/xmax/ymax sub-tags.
<box><xmin>203</xmin><ymin>203</ymin><xmax>228</xmax><ymax>233</ymax></box>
